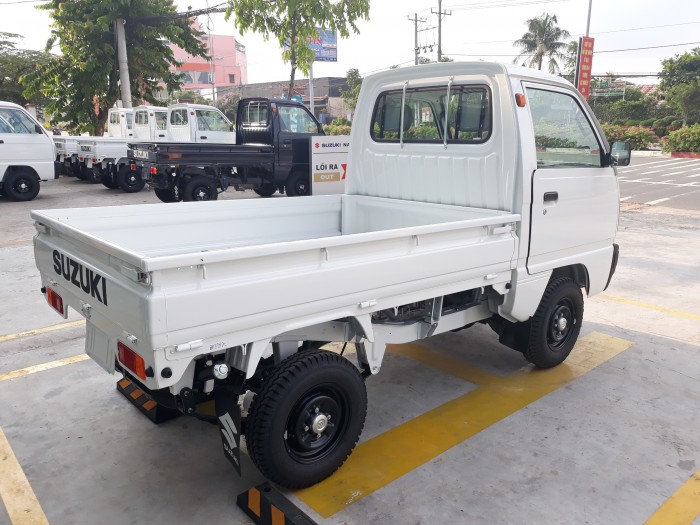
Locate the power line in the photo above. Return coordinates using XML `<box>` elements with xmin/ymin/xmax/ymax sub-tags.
<box><xmin>595</xmin><ymin>41</ymin><xmax>700</xmax><ymax>53</ymax></box>
<box><xmin>446</xmin><ymin>0</ymin><xmax>572</xmax><ymax>10</ymax></box>
<box><xmin>0</xmin><ymin>0</ymin><xmax>44</xmax><ymax>4</ymax></box>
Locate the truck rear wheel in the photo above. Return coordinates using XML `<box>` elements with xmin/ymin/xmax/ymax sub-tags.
<box><xmin>245</xmin><ymin>349</ymin><xmax>367</xmax><ymax>489</ymax></box>
<box><xmin>253</xmin><ymin>183</ymin><xmax>276</xmax><ymax>197</ymax></box>
<box><xmin>154</xmin><ymin>187</ymin><xmax>182</xmax><ymax>203</ymax></box>
<box><xmin>524</xmin><ymin>277</ymin><xmax>583</xmax><ymax>369</ymax></box>
<box><xmin>183</xmin><ymin>177</ymin><xmax>218</xmax><ymax>201</ymax></box>
<box><xmin>3</xmin><ymin>169</ymin><xmax>40</xmax><ymax>201</ymax></box>
<box><xmin>116</xmin><ymin>166</ymin><xmax>145</xmax><ymax>193</ymax></box>
<box><xmin>285</xmin><ymin>170</ymin><xmax>310</xmax><ymax>197</ymax></box>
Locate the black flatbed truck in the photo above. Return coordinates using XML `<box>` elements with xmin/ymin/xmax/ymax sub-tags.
<box><xmin>128</xmin><ymin>98</ymin><xmax>324</xmax><ymax>202</ymax></box>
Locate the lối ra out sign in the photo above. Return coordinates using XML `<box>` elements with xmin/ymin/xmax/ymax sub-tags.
<box><xmin>310</xmin><ymin>135</ymin><xmax>350</xmax><ymax>195</ymax></box>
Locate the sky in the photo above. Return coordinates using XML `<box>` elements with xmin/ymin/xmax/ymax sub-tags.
<box><xmin>2</xmin><ymin>0</ymin><xmax>699</xmax><ymax>85</ymax></box>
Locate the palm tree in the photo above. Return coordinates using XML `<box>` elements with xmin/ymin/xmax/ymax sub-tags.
<box><xmin>513</xmin><ymin>13</ymin><xmax>571</xmax><ymax>74</ymax></box>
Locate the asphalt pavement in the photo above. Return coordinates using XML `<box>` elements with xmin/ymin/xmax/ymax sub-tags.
<box><xmin>617</xmin><ymin>155</ymin><xmax>700</xmax><ymax>211</ymax></box>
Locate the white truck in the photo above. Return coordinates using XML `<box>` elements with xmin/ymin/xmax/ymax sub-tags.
<box><xmin>1</xmin><ymin>101</ymin><xmax>59</xmax><ymax>201</ymax></box>
<box><xmin>32</xmin><ymin>63</ymin><xmax>630</xmax><ymax>489</ymax></box>
<box><xmin>75</xmin><ymin>106</ymin><xmax>168</xmax><ymax>190</ymax></box>
<box><xmin>106</xmin><ymin>107</ymin><xmax>134</xmax><ymax>138</ymax></box>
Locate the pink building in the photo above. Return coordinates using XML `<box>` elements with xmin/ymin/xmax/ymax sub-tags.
<box><xmin>169</xmin><ymin>29</ymin><xmax>248</xmax><ymax>100</ymax></box>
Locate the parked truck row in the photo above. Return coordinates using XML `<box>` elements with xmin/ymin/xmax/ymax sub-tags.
<box><xmin>56</xmin><ymin>99</ymin><xmax>326</xmax><ymax>201</ymax></box>
<box><xmin>33</xmin><ymin>62</ymin><xmax>631</xmax><ymax>489</ymax></box>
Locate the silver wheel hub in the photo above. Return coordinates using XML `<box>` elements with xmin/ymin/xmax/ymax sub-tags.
<box><xmin>310</xmin><ymin>413</ymin><xmax>328</xmax><ymax>434</ymax></box>
<box><xmin>556</xmin><ymin>317</ymin><xmax>568</xmax><ymax>331</ymax></box>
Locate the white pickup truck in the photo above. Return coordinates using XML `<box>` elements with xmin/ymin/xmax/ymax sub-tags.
<box><xmin>32</xmin><ymin>63</ymin><xmax>630</xmax><ymax>489</ymax></box>
<box><xmin>1</xmin><ymin>101</ymin><xmax>59</xmax><ymax>201</ymax></box>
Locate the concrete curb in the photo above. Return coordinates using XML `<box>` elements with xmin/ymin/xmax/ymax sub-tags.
<box><xmin>632</xmin><ymin>150</ymin><xmax>668</xmax><ymax>157</ymax></box>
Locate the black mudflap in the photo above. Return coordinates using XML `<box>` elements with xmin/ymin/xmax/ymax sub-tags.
<box><xmin>116</xmin><ymin>378</ymin><xmax>181</xmax><ymax>424</ymax></box>
<box><xmin>237</xmin><ymin>482</ymin><xmax>318</xmax><ymax>525</ymax></box>
<box><xmin>215</xmin><ymin>381</ymin><xmax>244</xmax><ymax>475</ymax></box>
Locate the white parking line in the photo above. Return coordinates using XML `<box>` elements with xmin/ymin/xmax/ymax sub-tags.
<box><xmin>619</xmin><ymin>196</ymin><xmax>633</xmax><ymax>202</ymax></box>
<box><xmin>645</xmin><ymin>197</ymin><xmax>671</xmax><ymax>205</ymax></box>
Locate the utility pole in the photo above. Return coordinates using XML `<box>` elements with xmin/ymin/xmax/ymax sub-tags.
<box><xmin>407</xmin><ymin>13</ymin><xmax>427</xmax><ymax>65</ymax></box>
<box><xmin>115</xmin><ymin>19</ymin><xmax>132</xmax><ymax>108</ymax></box>
<box><xmin>431</xmin><ymin>0</ymin><xmax>452</xmax><ymax>62</ymax></box>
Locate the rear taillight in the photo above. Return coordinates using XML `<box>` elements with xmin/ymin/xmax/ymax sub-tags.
<box><xmin>117</xmin><ymin>341</ymin><xmax>147</xmax><ymax>380</ymax></box>
<box><xmin>46</xmin><ymin>287</ymin><xmax>64</xmax><ymax>315</ymax></box>
<box><xmin>130</xmin><ymin>163</ymin><xmax>137</xmax><ymax>171</ymax></box>
<box><xmin>149</xmin><ymin>167</ymin><xmax>157</xmax><ymax>175</ymax></box>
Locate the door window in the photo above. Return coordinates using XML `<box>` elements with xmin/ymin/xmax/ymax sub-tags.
<box><xmin>195</xmin><ymin>109</ymin><xmax>230</xmax><ymax>132</ymax></box>
<box><xmin>155</xmin><ymin>111</ymin><xmax>167</xmax><ymax>130</ymax></box>
<box><xmin>170</xmin><ymin>109</ymin><xmax>188</xmax><ymax>126</ymax></box>
<box><xmin>0</xmin><ymin>108</ymin><xmax>39</xmax><ymax>134</ymax></box>
<box><xmin>277</xmin><ymin>105</ymin><xmax>318</xmax><ymax>133</ymax></box>
<box><xmin>526</xmin><ymin>88</ymin><xmax>602</xmax><ymax>168</ymax></box>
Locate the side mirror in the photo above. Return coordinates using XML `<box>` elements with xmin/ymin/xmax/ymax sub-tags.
<box><xmin>35</xmin><ymin>123</ymin><xmax>44</xmax><ymax>134</ymax></box>
<box><xmin>611</xmin><ymin>141</ymin><xmax>631</xmax><ymax>167</ymax></box>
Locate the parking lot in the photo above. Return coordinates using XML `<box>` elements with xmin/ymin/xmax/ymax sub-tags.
<box><xmin>1</xmin><ymin>161</ymin><xmax>699</xmax><ymax>524</ymax></box>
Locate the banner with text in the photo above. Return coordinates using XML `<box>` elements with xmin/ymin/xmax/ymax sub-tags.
<box><xmin>576</xmin><ymin>37</ymin><xmax>595</xmax><ymax>101</ymax></box>
<box><xmin>310</xmin><ymin>135</ymin><xmax>350</xmax><ymax>195</ymax></box>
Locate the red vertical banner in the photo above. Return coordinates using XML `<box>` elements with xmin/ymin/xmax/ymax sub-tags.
<box><xmin>577</xmin><ymin>37</ymin><xmax>595</xmax><ymax>101</ymax></box>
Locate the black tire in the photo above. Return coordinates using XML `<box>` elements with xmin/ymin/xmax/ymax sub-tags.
<box><xmin>154</xmin><ymin>187</ymin><xmax>182</xmax><ymax>203</ymax></box>
<box><xmin>183</xmin><ymin>177</ymin><xmax>218</xmax><ymax>201</ymax></box>
<box><xmin>116</xmin><ymin>165</ymin><xmax>145</xmax><ymax>193</ymax></box>
<box><xmin>86</xmin><ymin>167</ymin><xmax>101</xmax><ymax>184</ymax></box>
<box><xmin>74</xmin><ymin>165</ymin><xmax>87</xmax><ymax>180</ymax></box>
<box><xmin>3</xmin><ymin>170</ymin><xmax>40</xmax><ymax>201</ymax></box>
<box><xmin>100</xmin><ymin>171</ymin><xmax>119</xmax><ymax>189</ymax></box>
<box><xmin>285</xmin><ymin>170</ymin><xmax>310</xmax><ymax>197</ymax></box>
<box><xmin>245</xmin><ymin>349</ymin><xmax>367</xmax><ymax>489</ymax></box>
<box><xmin>525</xmin><ymin>277</ymin><xmax>584</xmax><ymax>369</ymax></box>
<box><xmin>253</xmin><ymin>183</ymin><xmax>276</xmax><ymax>197</ymax></box>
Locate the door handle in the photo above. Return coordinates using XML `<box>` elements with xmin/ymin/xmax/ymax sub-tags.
<box><xmin>283</xmin><ymin>139</ymin><xmax>292</xmax><ymax>145</ymax></box>
<box><xmin>543</xmin><ymin>191</ymin><xmax>558</xmax><ymax>202</ymax></box>
<box><xmin>200</xmin><ymin>136</ymin><xmax>208</xmax><ymax>140</ymax></box>
<box><xmin>0</xmin><ymin>140</ymin><xmax>4</xmax><ymax>144</ymax></box>
<box><xmin>158</xmin><ymin>134</ymin><xmax>165</xmax><ymax>138</ymax></box>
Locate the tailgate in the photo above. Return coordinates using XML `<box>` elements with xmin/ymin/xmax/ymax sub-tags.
<box><xmin>32</xmin><ymin>221</ymin><xmax>162</xmax><ymax>374</ymax></box>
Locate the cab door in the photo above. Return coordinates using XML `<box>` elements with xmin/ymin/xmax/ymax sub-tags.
<box><xmin>194</xmin><ymin>109</ymin><xmax>235</xmax><ymax>144</ymax></box>
<box><xmin>0</xmin><ymin>106</ymin><xmax>54</xmax><ymax>180</ymax></box>
<box><xmin>275</xmin><ymin>103</ymin><xmax>321</xmax><ymax>168</ymax></box>
<box><xmin>525</xmin><ymin>85</ymin><xmax>619</xmax><ymax>274</ymax></box>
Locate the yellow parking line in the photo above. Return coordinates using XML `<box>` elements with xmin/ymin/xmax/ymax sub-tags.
<box><xmin>0</xmin><ymin>354</ymin><xmax>89</xmax><ymax>383</ymax></box>
<box><xmin>0</xmin><ymin>320</ymin><xmax>86</xmax><ymax>344</ymax></box>
<box><xmin>296</xmin><ymin>332</ymin><xmax>634</xmax><ymax>518</ymax></box>
<box><xmin>602</xmin><ymin>295</ymin><xmax>700</xmax><ymax>321</ymax></box>
<box><xmin>645</xmin><ymin>469</ymin><xmax>700</xmax><ymax>525</ymax></box>
<box><xmin>0</xmin><ymin>427</ymin><xmax>49</xmax><ymax>525</ymax></box>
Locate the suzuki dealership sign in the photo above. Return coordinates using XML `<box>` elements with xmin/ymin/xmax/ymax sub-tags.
<box><xmin>310</xmin><ymin>136</ymin><xmax>350</xmax><ymax>195</ymax></box>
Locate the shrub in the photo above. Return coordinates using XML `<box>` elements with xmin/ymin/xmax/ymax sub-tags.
<box><xmin>625</xmin><ymin>119</ymin><xmax>638</xmax><ymax>126</ymax></box>
<box><xmin>331</xmin><ymin>116</ymin><xmax>351</xmax><ymax>126</ymax></box>
<box><xmin>662</xmin><ymin>125</ymin><xmax>700</xmax><ymax>153</ymax></box>
<box><xmin>640</xmin><ymin>118</ymin><xmax>655</xmax><ymax>127</ymax></box>
<box><xmin>601</xmin><ymin>123</ymin><xmax>658</xmax><ymax>150</ymax></box>
<box><xmin>322</xmin><ymin>124</ymin><xmax>352</xmax><ymax>136</ymax></box>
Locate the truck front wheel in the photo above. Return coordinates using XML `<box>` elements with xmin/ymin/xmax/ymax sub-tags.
<box><xmin>183</xmin><ymin>177</ymin><xmax>218</xmax><ymax>201</ymax></box>
<box><xmin>245</xmin><ymin>349</ymin><xmax>367</xmax><ymax>489</ymax></box>
<box><xmin>3</xmin><ymin>169</ymin><xmax>40</xmax><ymax>201</ymax></box>
<box><xmin>253</xmin><ymin>183</ymin><xmax>276</xmax><ymax>197</ymax></box>
<box><xmin>525</xmin><ymin>277</ymin><xmax>583</xmax><ymax>369</ymax></box>
<box><xmin>116</xmin><ymin>166</ymin><xmax>145</xmax><ymax>193</ymax></box>
<box><xmin>285</xmin><ymin>170</ymin><xmax>310</xmax><ymax>197</ymax></box>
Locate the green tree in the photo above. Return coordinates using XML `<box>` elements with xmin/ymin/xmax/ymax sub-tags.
<box><xmin>562</xmin><ymin>40</ymin><xmax>578</xmax><ymax>83</ymax></box>
<box><xmin>168</xmin><ymin>90</ymin><xmax>210</xmax><ymax>105</ymax></box>
<box><xmin>0</xmin><ymin>33</ymin><xmax>51</xmax><ymax>106</ymax></box>
<box><xmin>22</xmin><ymin>0</ymin><xmax>207</xmax><ymax>135</ymax></box>
<box><xmin>214</xmin><ymin>93</ymin><xmax>242</xmax><ymax>122</ymax></box>
<box><xmin>659</xmin><ymin>48</ymin><xmax>700</xmax><ymax>90</ymax></box>
<box><xmin>513</xmin><ymin>12</ymin><xmax>570</xmax><ymax>74</ymax></box>
<box><xmin>659</xmin><ymin>48</ymin><xmax>700</xmax><ymax>126</ymax></box>
<box><xmin>339</xmin><ymin>68</ymin><xmax>362</xmax><ymax>113</ymax></box>
<box><xmin>225</xmin><ymin>0</ymin><xmax>370</xmax><ymax>100</ymax></box>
